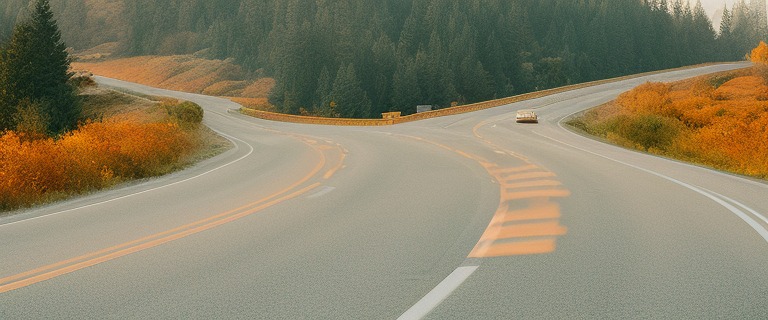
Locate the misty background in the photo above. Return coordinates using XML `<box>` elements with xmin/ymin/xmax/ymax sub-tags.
<box><xmin>2</xmin><ymin>0</ymin><xmax>767</xmax><ymax>118</ymax></box>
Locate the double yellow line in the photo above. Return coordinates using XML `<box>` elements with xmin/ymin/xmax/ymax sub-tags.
<box><xmin>0</xmin><ymin>137</ymin><xmax>344</xmax><ymax>294</ymax></box>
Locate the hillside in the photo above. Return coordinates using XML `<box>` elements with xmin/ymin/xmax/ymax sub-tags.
<box><xmin>568</xmin><ymin>66</ymin><xmax>768</xmax><ymax>179</ymax></box>
<box><xmin>72</xmin><ymin>55</ymin><xmax>275</xmax><ymax>110</ymax></box>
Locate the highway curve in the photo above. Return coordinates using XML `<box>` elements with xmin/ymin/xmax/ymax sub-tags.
<box><xmin>1</xmin><ymin>63</ymin><xmax>767</xmax><ymax>319</ymax></box>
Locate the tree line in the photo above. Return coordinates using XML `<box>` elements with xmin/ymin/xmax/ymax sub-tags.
<box><xmin>2</xmin><ymin>0</ymin><xmax>767</xmax><ymax>118</ymax></box>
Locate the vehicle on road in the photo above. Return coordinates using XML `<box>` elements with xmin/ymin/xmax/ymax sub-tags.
<box><xmin>516</xmin><ymin>109</ymin><xmax>538</xmax><ymax>123</ymax></box>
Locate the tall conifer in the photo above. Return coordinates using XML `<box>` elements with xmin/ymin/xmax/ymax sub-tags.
<box><xmin>331</xmin><ymin>63</ymin><xmax>371</xmax><ymax>118</ymax></box>
<box><xmin>1</xmin><ymin>0</ymin><xmax>79</xmax><ymax>134</ymax></box>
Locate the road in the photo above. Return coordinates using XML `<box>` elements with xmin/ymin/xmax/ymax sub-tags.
<box><xmin>1</xmin><ymin>63</ymin><xmax>766</xmax><ymax>319</ymax></box>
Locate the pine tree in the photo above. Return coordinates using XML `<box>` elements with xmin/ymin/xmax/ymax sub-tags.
<box><xmin>1</xmin><ymin>0</ymin><xmax>79</xmax><ymax>134</ymax></box>
<box><xmin>391</xmin><ymin>58</ymin><xmax>422</xmax><ymax>113</ymax></box>
<box><xmin>330</xmin><ymin>63</ymin><xmax>372</xmax><ymax>118</ymax></box>
<box><xmin>313</xmin><ymin>66</ymin><xmax>335</xmax><ymax>116</ymax></box>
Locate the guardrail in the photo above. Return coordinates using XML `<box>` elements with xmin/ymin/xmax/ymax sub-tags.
<box><xmin>239</xmin><ymin>63</ymin><xmax>742</xmax><ymax>126</ymax></box>
<box><xmin>239</xmin><ymin>109</ymin><xmax>396</xmax><ymax>126</ymax></box>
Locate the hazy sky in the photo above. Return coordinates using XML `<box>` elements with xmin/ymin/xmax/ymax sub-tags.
<box><xmin>700</xmin><ymin>0</ymin><xmax>734</xmax><ymax>16</ymax></box>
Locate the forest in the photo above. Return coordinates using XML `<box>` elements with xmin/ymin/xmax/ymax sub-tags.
<box><xmin>2</xmin><ymin>0</ymin><xmax>768</xmax><ymax>118</ymax></box>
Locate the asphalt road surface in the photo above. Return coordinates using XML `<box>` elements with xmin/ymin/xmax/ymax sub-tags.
<box><xmin>2</xmin><ymin>63</ymin><xmax>766</xmax><ymax>319</ymax></box>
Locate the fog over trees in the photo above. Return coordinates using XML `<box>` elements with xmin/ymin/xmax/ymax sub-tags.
<box><xmin>2</xmin><ymin>0</ymin><xmax>767</xmax><ymax>118</ymax></box>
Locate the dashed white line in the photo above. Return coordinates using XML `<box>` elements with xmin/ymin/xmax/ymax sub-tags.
<box><xmin>398</xmin><ymin>265</ymin><xmax>479</xmax><ymax>320</ymax></box>
<box><xmin>306</xmin><ymin>186</ymin><xmax>336</xmax><ymax>199</ymax></box>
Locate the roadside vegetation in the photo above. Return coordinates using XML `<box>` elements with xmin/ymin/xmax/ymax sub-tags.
<box><xmin>0</xmin><ymin>1</ymin><xmax>228</xmax><ymax>211</ymax></box>
<box><xmin>568</xmin><ymin>43</ymin><xmax>768</xmax><ymax>179</ymax></box>
<box><xmin>0</xmin><ymin>88</ymin><xmax>227</xmax><ymax>211</ymax></box>
<box><xmin>1</xmin><ymin>76</ymin><xmax>230</xmax><ymax>212</ymax></box>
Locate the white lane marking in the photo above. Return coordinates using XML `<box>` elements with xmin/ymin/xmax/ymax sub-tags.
<box><xmin>700</xmin><ymin>189</ymin><xmax>768</xmax><ymax>242</ymax></box>
<box><xmin>734</xmin><ymin>200</ymin><xmax>768</xmax><ymax>225</ymax></box>
<box><xmin>558</xmin><ymin>109</ymin><xmax>768</xmax><ymax>190</ymax></box>
<box><xmin>306</xmin><ymin>186</ymin><xmax>336</xmax><ymax>199</ymax></box>
<box><xmin>398</xmin><ymin>265</ymin><xmax>479</xmax><ymax>320</ymax></box>
<box><xmin>705</xmin><ymin>188</ymin><xmax>768</xmax><ymax>226</ymax></box>
<box><xmin>0</xmin><ymin>129</ymin><xmax>254</xmax><ymax>228</ymax></box>
<box><xmin>534</xmin><ymin>130</ymin><xmax>768</xmax><ymax>243</ymax></box>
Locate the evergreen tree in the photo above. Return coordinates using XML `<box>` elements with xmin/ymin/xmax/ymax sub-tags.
<box><xmin>720</xmin><ymin>6</ymin><xmax>733</xmax><ymax>37</ymax></box>
<box><xmin>1</xmin><ymin>0</ymin><xmax>79</xmax><ymax>134</ymax></box>
<box><xmin>330</xmin><ymin>63</ymin><xmax>371</xmax><ymax>118</ymax></box>
<box><xmin>391</xmin><ymin>58</ymin><xmax>422</xmax><ymax>113</ymax></box>
<box><xmin>313</xmin><ymin>66</ymin><xmax>335</xmax><ymax>116</ymax></box>
<box><xmin>370</xmin><ymin>34</ymin><xmax>396</xmax><ymax>114</ymax></box>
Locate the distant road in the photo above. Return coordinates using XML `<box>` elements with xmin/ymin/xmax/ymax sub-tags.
<box><xmin>2</xmin><ymin>63</ymin><xmax>766</xmax><ymax>319</ymax></box>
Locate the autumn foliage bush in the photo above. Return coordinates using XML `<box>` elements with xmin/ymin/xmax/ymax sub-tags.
<box><xmin>570</xmin><ymin>65</ymin><xmax>768</xmax><ymax>179</ymax></box>
<box><xmin>0</xmin><ymin>117</ymin><xmax>197</xmax><ymax>210</ymax></box>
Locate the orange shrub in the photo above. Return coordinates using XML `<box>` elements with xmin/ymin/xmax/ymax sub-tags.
<box><xmin>574</xmin><ymin>67</ymin><xmax>768</xmax><ymax>179</ymax></box>
<box><xmin>750</xmin><ymin>41</ymin><xmax>768</xmax><ymax>64</ymax></box>
<box><xmin>1</xmin><ymin>118</ymin><xmax>196</xmax><ymax>210</ymax></box>
<box><xmin>616</xmin><ymin>82</ymin><xmax>672</xmax><ymax>116</ymax></box>
<box><xmin>713</xmin><ymin>76</ymin><xmax>765</xmax><ymax>100</ymax></box>
<box><xmin>0</xmin><ymin>132</ymin><xmax>70</xmax><ymax>209</ymax></box>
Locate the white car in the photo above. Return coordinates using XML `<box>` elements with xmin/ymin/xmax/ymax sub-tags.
<box><xmin>516</xmin><ymin>110</ymin><xmax>538</xmax><ymax>123</ymax></box>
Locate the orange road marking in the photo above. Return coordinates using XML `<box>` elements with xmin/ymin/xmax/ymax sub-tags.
<box><xmin>503</xmin><ymin>179</ymin><xmax>562</xmax><ymax>189</ymax></box>
<box><xmin>467</xmin><ymin>116</ymin><xmax>571</xmax><ymax>258</ymax></box>
<box><xmin>503</xmin><ymin>202</ymin><xmax>562</xmax><ymax>222</ymax></box>
<box><xmin>502</xmin><ymin>189</ymin><xmax>571</xmax><ymax>201</ymax></box>
<box><xmin>472</xmin><ymin>239</ymin><xmax>557</xmax><ymax>257</ymax></box>
<box><xmin>395</xmin><ymin>132</ymin><xmax>569</xmax><ymax>258</ymax></box>
<box><xmin>487</xmin><ymin>164</ymin><xmax>539</xmax><ymax>175</ymax></box>
<box><xmin>494</xmin><ymin>221</ymin><xmax>567</xmax><ymax>239</ymax></box>
<box><xmin>502</xmin><ymin>171</ymin><xmax>557</xmax><ymax>181</ymax></box>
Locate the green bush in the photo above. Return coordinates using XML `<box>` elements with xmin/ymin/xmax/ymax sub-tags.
<box><xmin>621</xmin><ymin>114</ymin><xmax>682</xmax><ymax>150</ymax></box>
<box><xmin>12</xmin><ymin>98</ymin><xmax>50</xmax><ymax>139</ymax></box>
<box><xmin>164</xmin><ymin>101</ymin><xmax>204</xmax><ymax>126</ymax></box>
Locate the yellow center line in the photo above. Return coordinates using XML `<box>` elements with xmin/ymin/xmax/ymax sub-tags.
<box><xmin>323</xmin><ymin>146</ymin><xmax>347</xmax><ymax>180</ymax></box>
<box><xmin>0</xmin><ymin>183</ymin><xmax>321</xmax><ymax>294</ymax></box>
<box><xmin>0</xmin><ymin>136</ymin><xmax>332</xmax><ymax>294</ymax></box>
